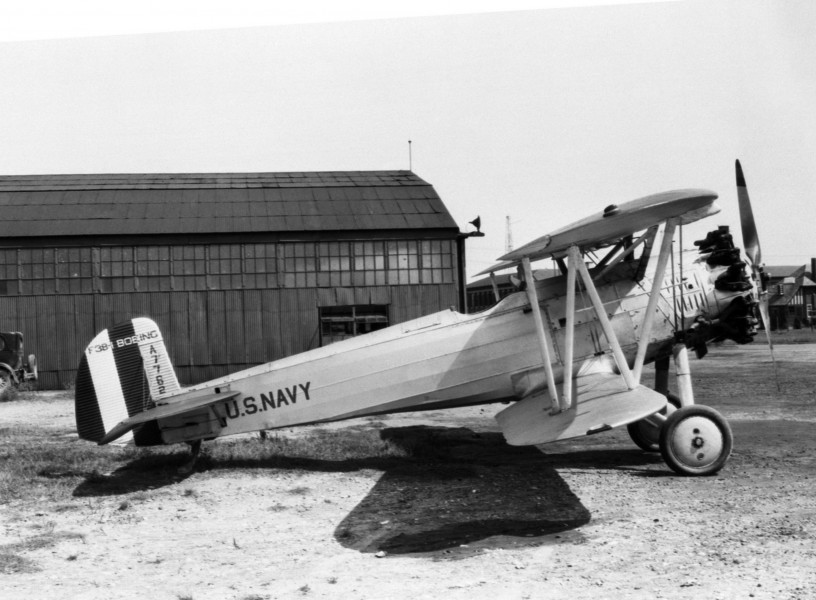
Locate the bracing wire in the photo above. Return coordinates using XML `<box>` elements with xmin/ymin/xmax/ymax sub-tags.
<box><xmin>670</xmin><ymin>225</ymin><xmax>677</xmax><ymax>334</ymax></box>
<box><xmin>679</xmin><ymin>223</ymin><xmax>685</xmax><ymax>334</ymax></box>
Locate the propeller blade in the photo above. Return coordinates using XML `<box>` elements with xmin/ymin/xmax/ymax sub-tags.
<box><xmin>757</xmin><ymin>295</ymin><xmax>781</xmax><ymax>391</ymax></box>
<box><xmin>736</xmin><ymin>159</ymin><xmax>780</xmax><ymax>391</ymax></box>
<box><xmin>736</xmin><ymin>159</ymin><xmax>761</xmax><ymax>267</ymax></box>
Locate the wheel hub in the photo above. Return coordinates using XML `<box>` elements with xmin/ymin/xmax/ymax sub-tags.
<box><xmin>669</xmin><ymin>416</ymin><xmax>724</xmax><ymax>468</ymax></box>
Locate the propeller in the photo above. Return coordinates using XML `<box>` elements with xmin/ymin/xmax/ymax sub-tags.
<box><xmin>736</xmin><ymin>159</ymin><xmax>780</xmax><ymax>390</ymax></box>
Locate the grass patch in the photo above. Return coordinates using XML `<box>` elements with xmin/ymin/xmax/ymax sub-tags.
<box><xmin>0</xmin><ymin>424</ymin><xmax>185</xmax><ymax>504</ymax></box>
<box><xmin>202</xmin><ymin>428</ymin><xmax>412</xmax><ymax>471</ymax></box>
<box><xmin>0</xmin><ymin>382</ymin><xmax>41</xmax><ymax>402</ymax></box>
<box><xmin>0</xmin><ymin>421</ymin><xmax>419</xmax><ymax>505</ymax></box>
<box><xmin>0</xmin><ymin>385</ymin><xmax>19</xmax><ymax>403</ymax></box>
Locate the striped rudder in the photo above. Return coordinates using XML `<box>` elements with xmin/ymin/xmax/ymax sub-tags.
<box><xmin>75</xmin><ymin>318</ymin><xmax>180</xmax><ymax>446</ymax></box>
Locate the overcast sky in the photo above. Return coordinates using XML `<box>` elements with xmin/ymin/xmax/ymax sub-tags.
<box><xmin>1</xmin><ymin>0</ymin><xmax>814</xmax><ymax>278</ymax></box>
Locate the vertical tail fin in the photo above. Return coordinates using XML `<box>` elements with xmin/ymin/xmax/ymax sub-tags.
<box><xmin>75</xmin><ymin>318</ymin><xmax>180</xmax><ymax>445</ymax></box>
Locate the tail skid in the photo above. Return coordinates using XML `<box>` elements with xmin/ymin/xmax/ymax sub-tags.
<box><xmin>75</xmin><ymin>318</ymin><xmax>180</xmax><ymax>445</ymax></box>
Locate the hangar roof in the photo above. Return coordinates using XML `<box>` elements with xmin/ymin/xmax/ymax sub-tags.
<box><xmin>0</xmin><ymin>171</ymin><xmax>458</xmax><ymax>237</ymax></box>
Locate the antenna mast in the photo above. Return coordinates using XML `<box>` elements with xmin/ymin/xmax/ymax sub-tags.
<box><xmin>505</xmin><ymin>215</ymin><xmax>513</xmax><ymax>253</ymax></box>
<box><xmin>408</xmin><ymin>140</ymin><xmax>412</xmax><ymax>171</ymax></box>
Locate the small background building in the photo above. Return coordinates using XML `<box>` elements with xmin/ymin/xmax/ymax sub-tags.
<box><xmin>0</xmin><ymin>171</ymin><xmax>460</xmax><ymax>388</ymax></box>
<box><xmin>466</xmin><ymin>273</ymin><xmax>520</xmax><ymax>313</ymax></box>
<box><xmin>765</xmin><ymin>259</ymin><xmax>816</xmax><ymax>330</ymax></box>
<box><xmin>467</xmin><ymin>268</ymin><xmax>558</xmax><ymax>313</ymax></box>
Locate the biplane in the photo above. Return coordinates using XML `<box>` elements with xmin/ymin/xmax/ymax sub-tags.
<box><xmin>75</xmin><ymin>160</ymin><xmax>771</xmax><ymax>476</ymax></box>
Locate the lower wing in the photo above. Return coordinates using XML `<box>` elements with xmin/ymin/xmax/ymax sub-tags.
<box><xmin>496</xmin><ymin>371</ymin><xmax>667</xmax><ymax>446</ymax></box>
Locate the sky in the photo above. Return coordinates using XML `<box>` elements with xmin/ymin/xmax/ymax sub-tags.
<box><xmin>1</xmin><ymin>0</ymin><xmax>814</xmax><ymax>279</ymax></box>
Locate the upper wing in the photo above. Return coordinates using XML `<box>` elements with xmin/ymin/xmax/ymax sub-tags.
<box><xmin>478</xmin><ymin>189</ymin><xmax>719</xmax><ymax>276</ymax></box>
<box><xmin>495</xmin><ymin>371</ymin><xmax>667</xmax><ymax>446</ymax></box>
<box><xmin>98</xmin><ymin>387</ymin><xmax>239</xmax><ymax>445</ymax></box>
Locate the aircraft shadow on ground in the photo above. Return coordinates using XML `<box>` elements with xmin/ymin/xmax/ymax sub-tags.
<box><xmin>330</xmin><ymin>426</ymin><xmax>591</xmax><ymax>557</ymax></box>
<box><xmin>72</xmin><ymin>453</ymin><xmax>197</xmax><ymax>497</ymax></box>
<box><xmin>72</xmin><ymin>424</ymin><xmax>664</xmax><ymax>556</ymax></box>
<box><xmin>333</xmin><ymin>426</ymin><xmax>665</xmax><ymax>558</ymax></box>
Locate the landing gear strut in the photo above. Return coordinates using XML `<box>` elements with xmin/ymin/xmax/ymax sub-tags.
<box><xmin>178</xmin><ymin>439</ymin><xmax>202</xmax><ymax>475</ymax></box>
<box><xmin>627</xmin><ymin>393</ymin><xmax>680</xmax><ymax>452</ymax></box>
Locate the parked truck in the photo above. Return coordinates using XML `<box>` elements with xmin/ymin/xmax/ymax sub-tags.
<box><xmin>0</xmin><ymin>332</ymin><xmax>37</xmax><ymax>392</ymax></box>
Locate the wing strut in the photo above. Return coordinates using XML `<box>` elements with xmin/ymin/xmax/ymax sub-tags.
<box><xmin>572</xmin><ymin>251</ymin><xmax>638</xmax><ymax>391</ymax></box>
<box><xmin>520</xmin><ymin>216</ymin><xmax>683</xmax><ymax>411</ymax></box>
<box><xmin>632</xmin><ymin>219</ymin><xmax>678</xmax><ymax>382</ymax></box>
<box><xmin>521</xmin><ymin>257</ymin><xmax>560</xmax><ymax>413</ymax></box>
<box><xmin>560</xmin><ymin>246</ymin><xmax>579</xmax><ymax>410</ymax></box>
<box><xmin>593</xmin><ymin>226</ymin><xmax>658</xmax><ymax>282</ymax></box>
<box><xmin>489</xmin><ymin>272</ymin><xmax>501</xmax><ymax>303</ymax></box>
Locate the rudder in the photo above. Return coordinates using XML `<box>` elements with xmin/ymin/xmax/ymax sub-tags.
<box><xmin>75</xmin><ymin>318</ymin><xmax>180</xmax><ymax>445</ymax></box>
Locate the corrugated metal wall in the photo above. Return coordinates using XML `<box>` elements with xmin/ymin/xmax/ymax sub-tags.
<box><xmin>0</xmin><ymin>284</ymin><xmax>457</xmax><ymax>389</ymax></box>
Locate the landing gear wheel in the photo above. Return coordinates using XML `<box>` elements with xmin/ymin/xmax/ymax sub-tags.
<box><xmin>627</xmin><ymin>393</ymin><xmax>681</xmax><ymax>452</ymax></box>
<box><xmin>659</xmin><ymin>405</ymin><xmax>733</xmax><ymax>476</ymax></box>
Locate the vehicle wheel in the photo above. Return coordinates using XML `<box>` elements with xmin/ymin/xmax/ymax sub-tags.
<box><xmin>627</xmin><ymin>394</ymin><xmax>681</xmax><ymax>452</ymax></box>
<box><xmin>659</xmin><ymin>405</ymin><xmax>733</xmax><ymax>476</ymax></box>
<box><xmin>0</xmin><ymin>370</ymin><xmax>11</xmax><ymax>396</ymax></box>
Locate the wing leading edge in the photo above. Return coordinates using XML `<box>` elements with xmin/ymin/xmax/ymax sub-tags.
<box><xmin>478</xmin><ymin>189</ymin><xmax>719</xmax><ymax>276</ymax></box>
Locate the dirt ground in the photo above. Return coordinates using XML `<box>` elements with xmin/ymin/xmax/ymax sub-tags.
<box><xmin>2</xmin><ymin>344</ymin><xmax>815</xmax><ymax>600</ymax></box>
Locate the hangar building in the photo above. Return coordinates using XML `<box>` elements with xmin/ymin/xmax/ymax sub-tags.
<box><xmin>0</xmin><ymin>171</ymin><xmax>461</xmax><ymax>388</ymax></box>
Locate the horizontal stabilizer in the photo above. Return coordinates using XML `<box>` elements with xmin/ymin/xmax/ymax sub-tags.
<box><xmin>98</xmin><ymin>387</ymin><xmax>239</xmax><ymax>445</ymax></box>
<box><xmin>496</xmin><ymin>372</ymin><xmax>666</xmax><ymax>446</ymax></box>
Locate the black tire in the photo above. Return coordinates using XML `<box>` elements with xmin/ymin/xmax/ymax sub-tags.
<box><xmin>659</xmin><ymin>405</ymin><xmax>733</xmax><ymax>476</ymax></box>
<box><xmin>627</xmin><ymin>394</ymin><xmax>681</xmax><ymax>452</ymax></box>
<box><xmin>0</xmin><ymin>370</ymin><xmax>12</xmax><ymax>396</ymax></box>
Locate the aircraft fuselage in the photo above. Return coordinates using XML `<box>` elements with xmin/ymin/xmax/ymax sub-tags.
<box><xmin>157</xmin><ymin>250</ymin><xmax>749</xmax><ymax>445</ymax></box>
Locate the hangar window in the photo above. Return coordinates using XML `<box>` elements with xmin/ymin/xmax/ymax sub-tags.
<box><xmin>282</xmin><ymin>242</ymin><xmax>317</xmax><ymax>288</ymax></box>
<box><xmin>134</xmin><ymin>246</ymin><xmax>171</xmax><ymax>277</ymax></box>
<box><xmin>386</xmin><ymin>240</ymin><xmax>420</xmax><ymax>285</ymax></box>
<box><xmin>208</xmin><ymin>244</ymin><xmax>243</xmax><ymax>290</ymax></box>
<box><xmin>56</xmin><ymin>248</ymin><xmax>93</xmax><ymax>294</ymax></box>
<box><xmin>13</xmin><ymin>248</ymin><xmax>57</xmax><ymax>295</ymax></box>
<box><xmin>99</xmin><ymin>247</ymin><xmax>134</xmax><ymax>277</ymax></box>
<box><xmin>172</xmin><ymin>245</ymin><xmax>207</xmax><ymax>290</ymax></box>
<box><xmin>243</xmin><ymin>243</ymin><xmax>277</xmax><ymax>289</ymax></box>
<box><xmin>133</xmin><ymin>246</ymin><xmax>172</xmax><ymax>292</ymax></box>
<box><xmin>352</xmin><ymin>241</ymin><xmax>387</xmax><ymax>286</ymax></box>
<box><xmin>319</xmin><ymin>305</ymin><xmax>389</xmax><ymax>345</ymax></box>
<box><xmin>420</xmin><ymin>240</ymin><xmax>454</xmax><ymax>284</ymax></box>
<box><xmin>0</xmin><ymin>249</ymin><xmax>17</xmax><ymax>282</ymax></box>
